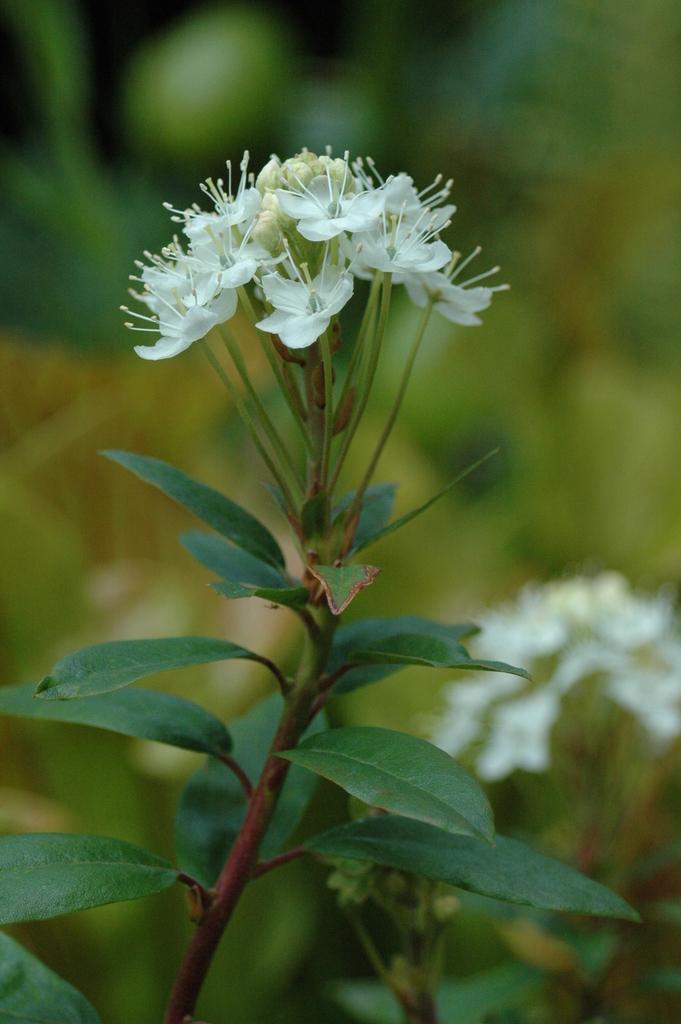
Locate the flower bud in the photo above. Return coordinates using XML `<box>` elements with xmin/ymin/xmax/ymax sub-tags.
<box><xmin>251</xmin><ymin>209</ymin><xmax>282</xmax><ymax>252</ymax></box>
<box><xmin>280</xmin><ymin>157</ymin><xmax>318</xmax><ymax>189</ymax></box>
<box><xmin>431</xmin><ymin>893</ymin><xmax>460</xmax><ymax>923</ymax></box>
<box><xmin>318</xmin><ymin>155</ymin><xmax>356</xmax><ymax>193</ymax></box>
<box><xmin>255</xmin><ymin>157</ymin><xmax>282</xmax><ymax>193</ymax></box>
<box><xmin>261</xmin><ymin>190</ymin><xmax>293</xmax><ymax>227</ymax></box>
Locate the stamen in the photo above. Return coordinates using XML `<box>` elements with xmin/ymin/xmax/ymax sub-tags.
<box><xmin>365</xmin><ymin>156</ymin><xmax>385</xmax><ymax>185</ymax></box>
<box><xmin>449</xmin><ymin>246</ymin><xmax>481</xmax><ymax>280</ymax></box>
<box><xmin>459</xmin><ymin>266</ymin><xmax>501</xmax><ymax>287</ymax></box>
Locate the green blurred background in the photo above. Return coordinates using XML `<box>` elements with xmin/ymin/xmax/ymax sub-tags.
<box><xmin>1</xmin><ymin>0</ymin><xmax>680</xmax><ymax>1020</ymax></box>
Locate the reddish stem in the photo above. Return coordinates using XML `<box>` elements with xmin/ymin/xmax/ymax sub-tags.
<box><xmin>253</xmin><ymin>845</ymin><xmax>307</xmax><ymax>879</ymax></box>
<box><xmin>217</xmin><ymin>753</ymin><xmax>254</xmax><ymax>800</ymax></box>
<box><xmin>164</xmin><ymin>611</ymin><xmax>335</xmax><ymax>1024</ymax></box>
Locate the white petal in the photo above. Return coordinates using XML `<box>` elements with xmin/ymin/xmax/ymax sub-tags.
<box><xmin>261</xmin><ymin>274</ymin><xmax>307</xmax><ymax>314</ymax></box>
<box><xmin>277</xmin><ymin>312</ymin><xmax>329</xmax><ymax>349</ymax></box>
<box><xmin>275</xmin><ymin>190</ymin><xmax>318</xmax><ymax>220</ymax></box>
<box><xmin>256</xmin><ymin>310</ymin><xmax>295</xmax><ymax>335</ymax></box>
<box><xmin>320</xmin><ymin>275</ymin><xmax>354</xmax><ymax>318</ymax></box>
<box><xmin>413</xmin><ymin>239</ymin><xmax>452</xmax><ymax>273</ymax></box>
<box><xmin>402</xmin><ymin>273</ymin><xmax>431</xmax><ymax>307</ymax></box>
<box><xmin>348</xmin><ymin>189</ymin><xmax>388</xmax><ymax>220</ymax></box>
<box><xmin>296</xmin><ymin>217</ymin><xmax>348</xmax><ymax>242</ymax></box>
<box><xmin>209</xmin><ymin>288</ymin><xmax>238</xmax><ymax>323</ymax></box>
<box><xmin>134</xmin><ymin>333</ymin><xmax>196</xmax><ymax>361</ymax></box>
<box><xmin>219</xmin><ymin>260</ymin><xmax>258</xmax><ymax>289</ymax></box>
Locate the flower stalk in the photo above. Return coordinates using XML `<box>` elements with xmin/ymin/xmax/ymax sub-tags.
<box><xmin>348</xmin><ymin>299</ymin><xmax>434</xmax><ymax>524</ymax></box>
<box><xmin>201</xmin><ymin>343</ymin><xmax>299</xmax><ymax>513</ymax></box>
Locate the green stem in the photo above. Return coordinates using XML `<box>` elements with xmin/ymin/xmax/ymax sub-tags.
<box><xmin>219</xmin><ymin>326</ymin><xmax>305</xmax><ymax>494</ymax></box>
<box><xmin>201</xmin><ymin>342</ymin><xmax>297</xmax><ymax>513</ymax></box>
<box><xmin>346</xmin><ymin>301</ymin><xmax>433</xmax><ymax>525</ymax></box>
<box><xmin>320</xmin><ymin>330</ymin><xmax>334</xmax><ymax>489</ymax></box>
<box><xmin>238</xmin><ymin>287</ymin><xmax>312</xmax><ymax>452</ymax></box>
<box><xmin>347</xmin><ymin>912</ymin><xmax>393</xmax><ymax>988</ymax></box>
<box><xmin>335</xmin><ymin>273</ymin><xmax>382</xmax><ymax>418</ymax></box>
<box><xmin>330</xmin><ymin>273</ymin><xmax>392</xmax><ymax>490</ymax></box>
<box><xmin>304</xmin><ymin>341</ymin><xmax>326</xmax><ymax>498</ymax></box>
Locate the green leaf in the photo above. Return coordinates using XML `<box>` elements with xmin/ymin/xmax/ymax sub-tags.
<box><xmin>175</xmin><ymin>695</ymin><xmax>325</xmax><ymax>888</ymax></box>
<box><xmin>0</xmin><ymin>834</ymin><xmax>177</xmax><ymax>924</ymax></box>
<box><xmin>35</xmin><ymin>636</ymin><xmax>261</xmax><ymax>700</ymax></box>
<box><xmin>0</xmin><ymin>683</ymin><xmax>231</xmax><ymax>757</ymax></box>
<box><xmin>306</xmin><ymin>816</ymin><xmax>639</xmax><ymax>921</ymax></box>
<box><xmin>180</xmin><ymin>529</ymin><xmax>287</xmax><ymax>588</ymax></box>
<box><xmin>180</xmin><ymin>529</ymin><xmax>308</xmax><ymax>608</ymax></box>
<box><xmin>349</xmin><ymin>633</ymin><xmax>528</xmax><ymax>680</ymax></box>
<box><xmin>331</xmin><ymin>962</ymin><xmax>541</xmax><ymax>1024</ymax></box>
<box><xmin>212</xmin><ymin>580</ymin><xmax>309</xmax><ymax>609</ymax></box>
<box><xmin>328</xmin><ymin>617</ymin><xmax>479</xmax><ymax>695</ymax></box>
<box><xmin>309</xmin><ymin>564</ymin><xmax>381</xmax><ymax>615</ymax></box>
<box><xmin>334</xmin><ymin>483</ymin><xmax>397</xmax><ymax>554</ymax></box>
<box><xmin>278</xmin><ymin>726</ymin><xmax>494</xmax><ymax>843</ymax></box>
<box><xmin>0</xmin><ymin>929</ymin><xmax>102</xmax><ymax>1023</ymax></box>
<box><xmin>352</xmin><ymin>450</ymin><xmax>499</xmax><ymax>554</ymax></box>
<box><xmin>103</xmin><ymin>450</ymin><xmax>285</xmax><ymax>569</ymax></box>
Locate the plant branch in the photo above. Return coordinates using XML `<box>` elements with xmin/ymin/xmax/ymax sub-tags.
<box><xmin>164</xmin><ymin>609</ymin><xmax>336</xmax><ymax>1024</ymax></box>
<box><xmin>305</xmin><ymin>665</ymin><xmax>352</xmax><ymax>724</ymax></box>
<box><xmin>217</xmin><ymin>754</ymin><xmax>253</xmax><ymax>800</ymax></box>
<box><xmin>252</xmin><ymin>846</ymin><xmax>307</xmax><ymax>879</ymax></box>
<box><xmin>177</xmin><ymin>873</ymin><xmax>209</xmax><ymax>894</ymax></box>
<box><xmin>254</xmin><ymin>654</ymin><xmax>291</xmax><ymax>696</ymax></box>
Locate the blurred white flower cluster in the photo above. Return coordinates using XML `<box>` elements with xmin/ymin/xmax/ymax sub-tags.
<box><xmin>123</xmin><ymin>148</ymin><xmax>507</xmax><ymax>359</ymax></box>
<box><xmin>433</xmin><ymin>572</ymin><xmax>681</xmax><ymax>781</ymax></box>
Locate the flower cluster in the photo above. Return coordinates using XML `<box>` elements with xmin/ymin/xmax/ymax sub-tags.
<box><xmin>432</xmin><ymin>572</ymin><xmax>681</xmax><ymax>781</ymax></box>
<box><xmin>123</xmin><ymin>148</ymin><xmax>507</xmax><ymax>359</ymax></box>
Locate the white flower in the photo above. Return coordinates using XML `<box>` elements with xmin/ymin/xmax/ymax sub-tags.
<box><xmin>609</xmin><ymin>665</ymin><xmax>681</xmax><ymax>745</ymax></box>
<box><xmin>476</xmin><ymin>691</ymin><xmax>561</xmax><ymax>781</ymax></box>
<box><xmin>432</xmin><ymin>674</ymin><xmax>524</xmax><ymax>757</ymax></box>
<box><xmin>347</xmin><ymin>210</ymin><xmax>452</xmax><ymax>278</ymax></box>
<box><xmin>432</xmin><ymin>572</ymin><xmax>681</xmax><ymax>780</ymax></box>
<box><xmin>123</xmin><ymin>247</ymin><xmax>237</xmax><ymax>361</ymax></box>
<box><xmin>189</xmin><ymin>230</ymin><xmax>272</xmax><ymax>291</ymax></box>
<box><xmin>354</xmin><ymin>160</ymin><xmax>456</xmax><ymax>230</ymax></box>
<box><xmin>276</xmin><ymin>152</ymin><xmax>385</xmax><ymax>242</ymax></box>
<box><xmin>256</xmin><ymin>258</ymin><xmax>353</xmax><ymax>349</ymax></box>
<box><xmin>472</xmin><ymin>584</ymin><xmax>571</xmax><ymax>667</ymax></box>
<box><xmin>166</xmin><ymin>152</ymin><xmax>261</xmax><ymax>245</ymax></box>
<box><xmin>404</xmin><ymin>248</ymin><xmax>508</xmax><ymax>325</ymax></box>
